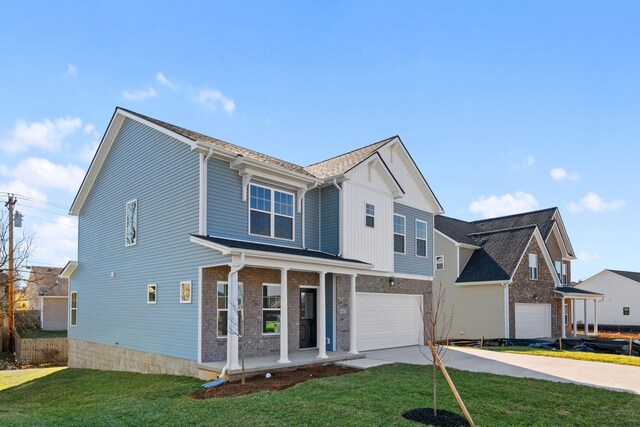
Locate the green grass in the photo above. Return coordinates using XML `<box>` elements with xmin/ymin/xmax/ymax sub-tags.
<box><xmin>490</xmin><ymin>346</ymin><xmax>640</xmax><ymax>367</ymax></box>
<box><xmin>18</xmin><ymin>329</ymin><xmax>67</xmax><ymax>339</ymax></box>
<box><xmin>0</xmin><ymin>367</ymin><xmax>66</xmax><ymax>391</ymax></box>
<box><xmin>1</xmin><ymin>364</ymin><xmax>639</xmax><ymax>426</ymax></box>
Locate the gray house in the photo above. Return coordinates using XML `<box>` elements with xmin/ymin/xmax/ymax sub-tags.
<box><xmin>62</xmin><ymin>107</ymin><xmax>443</xmax><ymax>379</ymax></box>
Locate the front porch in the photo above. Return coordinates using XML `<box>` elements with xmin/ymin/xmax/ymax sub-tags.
<box><xmin>554</xmin><ymin>286</ymin><xmax>603</xmax><ymax>338</ymax></box>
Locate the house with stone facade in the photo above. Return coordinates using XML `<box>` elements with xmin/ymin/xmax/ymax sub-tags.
<box><xmin>61</xmin><ymin>107</ymin><xmax>442</xmax><ymax>379</ymax></box>
<box><xmin>433</xmin><ymin>208</ymin><xmax>600</xmax><ymax>339</ymax></box>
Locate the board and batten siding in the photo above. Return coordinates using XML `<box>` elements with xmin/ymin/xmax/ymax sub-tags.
<box><xmin>71</xmin><ymin>118</ymin><xmax>229</xmax><ymax>361</ymax></box>
<box><xmin>207</xmin><ymin>158</ymin><xmax>303</xmax><ymax>248</ymax></box>
<box><xmin>393</xmin><ymin>202</ymin><xmax>434</xmax><ymax>277</ymax></box>
<box><xmin>304</xmin><ymin>188</ymin><xmax>320</xmax><ymax>251</ymax></box>
<box><xmin>319</xmin><ymin>186</ymin><xmax>339</xmax><ymax>255</ymax></box>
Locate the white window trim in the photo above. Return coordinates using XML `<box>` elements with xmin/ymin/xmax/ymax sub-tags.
<box><xmin>217</xmin><ymin>281</ymin><xmax>244</xmax><ymax>338</ymax></box>
<box><xmin>262</xmin><ymin>283</ymin><xmax>282</xmax><ymax>336</ymax></box>
<box><xmin>365</xmin><ymin>202</ymin><xmax>375</xmax><ymax>228</ymax></box>
<box><xmin>436</xmin><ymin>255</ymin><xmax>445</xmax><ymax>270</ymax></box>
<box><xmin>393</xmin><ymin>214</ymin><xmax>406</xmax><ymax>254</ymax></box>
<box><xmin>125</xmin><ymin>198</ymin><xmax>138</xmax><ymax>247</ymax></box>
<box><xmin>70</xmin><ymin>291</ymin><xmax>77</xmax><ymax>327</ymax></box>
<box><xmin>529</xmin><ymin>254</ymin><xmax>538</xmax><ymax>280</ymax></box>
<box><xmin>248</xmin><ymin>183</ymin><xmax>295</xmax><ymax>241</ymax></box>
<box><xmin>623</xmin><ymin>307</ymin><xmax>630</xmax><ymax>316</ymax></box>
<box><xmin>147</xmin><ymin>284</ymin><xmax>157</xmax><ymax>304</ymax></box>
<box><xmin>415</xmin><ymin>219</ymin><xmax>428</xmax><ymax>258</ymax></box>
<box><xmin>180</xmin><ymin>281</ymin><xmax>192</xmax><ymax>304</ymax></box>
<box><xmin>561</xmin><ymin>263</ymin><xmax>568</xmax><ymax>285</ymax></box>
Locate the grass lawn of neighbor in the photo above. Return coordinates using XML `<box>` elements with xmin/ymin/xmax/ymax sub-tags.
<box><xmin>489</xmin><ymin>346</ymin><xmax>640</xmax><ymax>367</ymax></box>
<box><xmin>18</xmin><ymin>329</ymin><xmax>68</xmax><ymax>339</ymax></box>
<box><xmin>1</xmin><ymin>363</ymin><xmax>639</xmax><ymax>426</ymax></box>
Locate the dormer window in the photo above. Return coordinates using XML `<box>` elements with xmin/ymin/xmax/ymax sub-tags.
<box><xmin>249</xmin><ymin>184</ymin><xmax>294</xmax><ymax>240</ymax></box>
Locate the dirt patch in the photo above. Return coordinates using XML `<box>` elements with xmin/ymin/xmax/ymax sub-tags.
<box><xmin>191</xmin><ymin>364</ymin><xmax>360</xmax><ymax>399</ymax></box>
<box><xmin>403</xmin><ymin>408</ymin><xmax>469</xmax><ymax>426</ymax></box>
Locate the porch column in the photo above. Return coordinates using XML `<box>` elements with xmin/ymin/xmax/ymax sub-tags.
<box><xmin>278</xmin><ymin>268</ymin><xmax>290</xmax><ymax>363</ymax></box>
<box><xmin>227</xmin><ymin>271</ymin><xmax>241</xmax><ymax>370</ymax></box>
<box><xmin>349</xmin><ymin>274</ymin><xmax>358</xmax><ymax>354</ymax></box>
<box><xmin>593</xmin><ymin>299</ymin><xmax>598</xmax><ymax>335</ymax></box>
<box><xmin>317</xmin><ymin>272</ymin><xmax>328</xmax><ymax>358</ymax></box>
<box><xmin>572</xmin><ymin>299</ymin><xmax>578</xmax><ymax>337</ymax></box>
<box><xmin>584</xmin><ymin>299</ymin><xmax>588</xmax><ymax>336</ymax></box>
<box><xmin>561</xmin><ymin>296</ymin><xmax>566</xmax><ymax>338</ymax></box>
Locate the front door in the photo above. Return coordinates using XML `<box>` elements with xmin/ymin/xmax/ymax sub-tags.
<box><xmin>299</xmin><ymin>288</ymin><xmax>317</xmax><ymax>348</ymax></box>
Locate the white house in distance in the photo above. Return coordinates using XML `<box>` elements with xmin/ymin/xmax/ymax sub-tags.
<box><xmin>576</xmin><ymin>269</ymin><xmax>640</xmax><ymax>329</ymax></box>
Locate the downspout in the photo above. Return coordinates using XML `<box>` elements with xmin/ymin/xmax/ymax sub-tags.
<box><xmin>219</xmin><ymin>252</ymin><xmax>246</xmax><ymax>379</ymax></box>
<box><xmin>502</xmin><ymin>282</ymin><xmax>510</xmax><ymax>338</ymax></box>
<box><xmin>332</xmin><ymin>178</ymin><xmax>342</xmax><ymax>256</ymax></box>
<box><xmin>199</xmin><ymin>148</ymin><xmax>214</xmax><ymax>235</ymax></box>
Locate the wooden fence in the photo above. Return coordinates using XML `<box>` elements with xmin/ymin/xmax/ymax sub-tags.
<box><xmin>15</xmin><ymin>334</ymin><xmax>68</xmax><ymax>364</ymax></box>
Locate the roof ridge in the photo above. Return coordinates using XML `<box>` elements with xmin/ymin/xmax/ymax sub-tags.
<box><xmin>467</xmin><ymin>224</ymin><xmax>537</xmax><ymax>236</ymax></box>
<box><xmin>470</xmin><ymin>207</ymin><xmax>557</xmax><ymax>224</ymax></box>
<box><xmin>305</xmin><ymin>135</ymin><xmax>397</xmax><ymax>168</ymax></box>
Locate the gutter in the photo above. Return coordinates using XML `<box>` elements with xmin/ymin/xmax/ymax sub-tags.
<box><xmin>219</xmin><ymin>252</ymin><xmax>246</xmax><ymax>379</ymax></box>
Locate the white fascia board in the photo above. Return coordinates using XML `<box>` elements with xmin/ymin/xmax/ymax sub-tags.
<box><xmin>548</xmin><ymin>223</ymin><xmax>573</xmax><ymax>259</ymax></box>
<box><xmin>552</xmin><ymin>290</ymin><xmax>602</xmax><ymax>300</ymax></box>
<box><xmin>189</xmin><ymin>235</ymin><xmax>231</xmax><ymax>254</ymax></box>
<box><xmin>510</xmin><ymin>227</ymin><xmax>561</xmax><ymax>287</ymax></box>
<box><xmin>230</xmin><ymin>156</ymin><xmax>321</xmax><ymax>189</ymax></box>
<box><xmin>228</xmin><ymin>248</ymin><xmax>374</xmax><ymax>271</ymax></box>
<box><xmin>434</xmin><ymin>229</ymin><xmax>480</xmax><ymax>250</ymax></box>
<box><xmin>455</xmin><ymin>280</ymin><xmax>512</xmax><ymax>286</ymax></box>
<box><xmin>395</xmin><ymin>139</ymin><xmax>444</xmax><ymax>215</ymax></box>
<box><xmin>551</xmin><ymin>209</ymin><xmax>576</xmax><ymax>256</ymax></box>
<box><xmin>60</xmin><ymin>261</ymin><xmax>78</xmax><ymax>278</ymax></box>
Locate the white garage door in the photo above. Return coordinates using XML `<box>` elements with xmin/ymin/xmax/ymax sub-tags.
<box><xmin>515</xmin><ymin>303</ymin><xmax>551</xmax><ymax>338</ymax></box>
<box><xmin>356</xmin><ymin>293</ymin><xmax>424</xmax><ymax>351</ymax></box>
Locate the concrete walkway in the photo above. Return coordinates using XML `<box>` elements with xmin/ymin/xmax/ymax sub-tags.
<box><xmin>342</xmin><ymin>346</ymin><xmax>640</xmax><ymax>394</ymax></box>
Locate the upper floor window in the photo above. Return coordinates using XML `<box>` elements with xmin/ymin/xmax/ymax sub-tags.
<box><xmin>416</xmin><ymin>220</ymin><xmax>427</xmax><ymax>257</ymax></box>
<box><xmin>125</xmin><ymin>199</ymin><xmax>137</xmax><ymax>246</ymax></box>
<box><xmin>147</xmin><ymin>284</ymin><xmax>157</xmax><ymax>304</ymax></box>
<box><xmin>529</xmin><ymin>254</ymin><xmax>538</xmax><ymax>280</ymax></box>
<box><xmin>249</xmin><ymin>184</ymin><xmax>294</xmax><ymax>240</ymax></box>
<box><xmin>623</xmin><ymin>307</ymin><xmax>630</xmax><ymax>316</ymax></box>
<box><xmin>365</xmin><ymin>203</ymin><xmax>375</xmax><ymax>228</ymax></box>
<box><xmin>561</xmin><ymin>263</ymin><xmax>568</xmax><ymax>285</ymax></box>
<box><xmin>393</xmin><ymin>214</ymin><xmax>405</xmax><ymax>254</ymax></box>
<box><xmin>436</xmin><ymin>255</ymin><xmax>445</xmax><ymax>270</ymax></box>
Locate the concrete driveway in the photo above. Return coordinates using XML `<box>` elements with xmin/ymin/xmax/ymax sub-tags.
<box><xmin>348</xmin><ymin>346</ymin><xmax>640</xmax><ymax>395</ymax></box>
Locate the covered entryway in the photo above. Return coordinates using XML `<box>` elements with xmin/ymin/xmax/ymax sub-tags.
<box><xmin>515</xmin><ymin>303</ymin><xmax>551</xmax><ymax>338</ymax></box>
<box><xmin>356</xmin><ymin>293</ymin><xmax>423</xmax><ymax>351</ymax></box>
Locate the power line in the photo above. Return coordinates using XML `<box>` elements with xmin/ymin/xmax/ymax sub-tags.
<box><xmin>0</xmin><ymin>192</ymin><xmax>69</xmax><ymax>210</ymax></box>
<box><xmin>17</xmin><ymin>202</ymin><xmax>72</xmax><ymax>218</ymax></box>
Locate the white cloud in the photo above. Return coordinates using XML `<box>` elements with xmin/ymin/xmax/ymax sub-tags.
<box><xmin>31</xmin><ymin>216</ymin><xmax>78</xmax><ymax>267</ymax></box>
<box><xmin>2</xmin><ymin>157</ymin><xmax>84</xmax><ymax>194</ymax></box>
<box><xmin>0</xmin><ymin>180</ymin><xmax>48</xmax><ymax>201</ymax></box>
<box><xmin>83</xmin><ymin>123</ymin><xmax>95</xmax><ymax>134</ymax></box>
<box><xmin>79</xmin><ymin>140</ymin><xmax>100</xmax><ymax>162</ymax></box>
<box><xmin>122</xmin><ymin>87</ymin><xmax>158</xmax><ymax>101</ymax></box>
<box><xmin>550</xmin><ymin>167</ymin><xmax>580</xmax><ymax>181</ymax></box>
<box><xmin>568</xmin><ymin>192</ymin><xmax>626</xmax><ymax>213</ymax></box>
<box><xmin>0</xmin><ymin>116</ymin><xmax>83</xmax><ymax>153</ymax></box>
<box><xmin>66</xmin><ymin>64</ymin><xmax>78</xmax><ymax>77</ymax></box>
<box><xmin>156</xmin><ymin>72</ymin><xmax>174</xmax><ymax>89</ymax></box>
<box><xmin>576</xmin><ymin>252</ymin><xmax>600</xmax><ymax>261</ymax></box>
<box><xmin>527</xmin><ymin>154</ymin><xmax>535</xmax><ymax>166</ymax></box>
<box><xmin>198</xmin><ymin>88</ymin><xmax>235</xmax><ymax>115</ymax></box>
<box><xmin>469</xmin><ymin>192</ymin><xmax>538</xmax><ymax>219</ymax></box>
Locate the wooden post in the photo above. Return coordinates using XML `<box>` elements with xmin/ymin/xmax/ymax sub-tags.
<box><xmin>480</xmin><ymin>337</ymin><xmax>484</xmax><ymax>348</ymax></box>
<box><xmin>630</xmin><ymin>338</ymin><xmax>634</xmax><ymax>357</ymax></box>
<box><xmin>428</xmin><ymin>340</ymin><xmax>475</xmax><ymax>426</ymax></box>
<box><xmin>559</xmin><ymin>338</ymin><xmax>563</xmax><ymax>351</ymax></box>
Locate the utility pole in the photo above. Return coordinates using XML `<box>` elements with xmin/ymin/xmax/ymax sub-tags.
<box><xmin>5</xmin><ymin>194</ymin><xmax>16</xmax><ymax>354</ymax></box>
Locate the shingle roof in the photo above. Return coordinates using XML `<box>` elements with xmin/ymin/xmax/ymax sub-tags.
<box><xmin>435</xmin><ymin>215</ymin><xmax>480</xmax><ymax>246</ymax></box>
<box><xmin>191</xmin><ymin>235</ymin><xmax>370</xmax><ymax>265</ymax></box>
<box><xmin>456</xmin><ymin>226</ymin><xmax>536</xmax><ymax>283</ymax></box>
<box><xmin>27</xmin><ymin>266</ymin><xmax>68</xmax><ymax>297</ymax></box>
<box><xmin>608</xmin><ymin>269</ymin><xmax>640</xmax><ymax>284</ymax></box>
<box><xmin>554</xmin><ymin>286</ymin><xmax>603</xmax><ymax>296</ymax></box>
<box><xmin>304</xmin><ymin>136</ymin><xmax>397</xmax><ymax>179</ymax></box>
<box><xmin>471</xmin><ymin>207</ymin><xmax>557</xmax><ymax>241</ymax></box>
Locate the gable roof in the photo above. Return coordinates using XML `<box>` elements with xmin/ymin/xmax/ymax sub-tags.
<box><xmin>435</xmin><ymin>215</ymin><xmax>480</xmax><ymax>246</ymax></box>
<box><xmin>608</xmin><ymin>269</ymin><xmax>640</xmax><ymax>284</ymax></box>
<box><xmin>27</xmin><ymin>266</ymin><xmax>68</xmax><ymax>297</ymax></box>
<box><xmin>456</xmin><ymin>226</ymin><xmax>537</xmax><ymax>283</ymax></box>
<box><xmin>471</xmin><ymin>207</ymin><xmax>558</xmax><ymax>240</ymax></box>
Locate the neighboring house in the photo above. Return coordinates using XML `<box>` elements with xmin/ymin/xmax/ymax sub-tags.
<box><xmin>25</xmin><ymin>266</ymin><xmax>69</xmax><ymax>331</ymax></box>
<box><xmin>576</xmin><ymin>270</ymin><xmax>640</xmax><ymax>329</ymax></box>
<box><xmin>61</xmin><ymin>107</ymin><xmax>443</xmax><ymax>378</ymax></box>
<box><xmin>434</xmin><ymin>208</ymin><xmax>600</xmax><ymax>339</ymax></box>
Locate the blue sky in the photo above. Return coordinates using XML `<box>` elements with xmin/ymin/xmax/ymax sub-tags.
<box><xmin>0</xmin><ymin>1</ymin><xmax>638</xmax><ymax>280</ymax></box>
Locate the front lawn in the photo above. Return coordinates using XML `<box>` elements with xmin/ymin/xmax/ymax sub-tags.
<box><xmin>1</xmin><ymin>364</ymin><xmax>639</xmax><ymax>426</ymax></box>
<box><xmin>490</xmin><ymin>346</ymin><xmax>640</xmax><ymax>367</ymax></box>
<box><xmin>0</xmin><ymin>367</ymin><xmax>66</xmax><ymax>391</ymax></box>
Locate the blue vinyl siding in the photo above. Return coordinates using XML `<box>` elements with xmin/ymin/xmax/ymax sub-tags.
<box><xmin>325</xmin><ymin>273</ymin><xmax>334</xmax><ymax>350</ymax></box>
<box><xmin>320</xmin><ymin>186</ymin><xmax>339</xmax><ymax>254</ymax></box>
<box><xmin>207</xmin><ymin>158</ymin><xmax>302</xmax><ymax>247</ymax></box>
<box><xmin>70</xmin><ymin>118</ymin><xmax>230</xmax><ymax>361</ymax></box>
<box><xmin>393</xmin><ymin>202</ymin><xmax>434</xmax><ymax>276</ymax></box>
<box><xmin>305</xmin><ymin>188</ymin><xmax>320</xmax><ymax>250</ymax></box>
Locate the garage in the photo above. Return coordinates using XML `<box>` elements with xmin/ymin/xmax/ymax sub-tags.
<box><xmin>515</xmin><ymin>303</ymin><xmax>551</xmax><ymax>338</ymax></box>
<box><xmin>356</xmin><ymin>292</ymin><xmax>424</xmax><ymax>351</ymax></box>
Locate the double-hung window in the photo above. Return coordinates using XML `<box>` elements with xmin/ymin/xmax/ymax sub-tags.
<box><xmin>70</xmin><ymin>291</ymin><xmax>77</xmax><ymax>326</ymax></box>
<box><xmin>262</xmin><ymin>284</ymin><xmax>281</xmax><ymax>334</ymax></box>
<box><xmin>249</xmin><ymin>184</ymin><xmax>294</xmax><ymax>240</ymax></box>
<box><xmin>365</xmin><ymin>203</ymin><xmax>375</xmax><ymax>228</ymax></box>
<box><xmin>561</xmin><ymin>263</ymin><xmax>568</xmax><ymax>285</ymax></box>
<box><xmin>436</xmin><ymin>255</ymin><xmax>445</xmax><ymax>270</ymax></box>
<box><xmin>217</xmin><ymin>282</ymin><xmax>244</xmax><ymax>337</ymax></box>
<box><xmin>125</xmin><ymin>199</ymin><xmax>137</xmax><ymax>246</ymax></box>
<box><xmin>393</xmin><ymin>214</ymin><xmax>406</xmax><ymax>254</ymax></box>
<box><xmin>623</xmin><ymin>307</ymin><xmax>630</xmax><ymax>316</ymax></box>
<box><xmin>529</xmin><ymin>254</ymin><xmax>538</xmax><ymax>280</ymax></box>
<box><xmin>416</xmin><ymin>220</ymin><xmax>427</xmax><ymax>257</ymax></box>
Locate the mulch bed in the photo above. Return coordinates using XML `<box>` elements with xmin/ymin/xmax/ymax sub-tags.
<box><xmin>403</xmin><ymin>408</ymin><xmax>469</xmax><ymax>427</ymax></box>
<box><xmin>191</xmin><ymin>364</ymin><xmax>360</xmax><ymax>399</ymax></box>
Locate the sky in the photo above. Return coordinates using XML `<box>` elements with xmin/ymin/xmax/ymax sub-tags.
<box><xmin>0</xmin><ymin>1</ymin><xmax>638</xmax><ymax>281</ymax></box>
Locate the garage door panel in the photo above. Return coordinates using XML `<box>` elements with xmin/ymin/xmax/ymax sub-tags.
<box><xmin>515</xmin><ymin>303</ymin><xmax>551</xmax><ymax>338</ymax></box>
<box><xmin>356</xmin><ymin>293</ymin><xmax>424</xmax><ymax>351</ymax></box>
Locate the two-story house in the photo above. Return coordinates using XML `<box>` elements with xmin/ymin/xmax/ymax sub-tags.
<box><xmin>61</xmin><ymin>108</ymin><xmax>443</xmax><ymax>379</ymax></box>
<box><xmin>433</xmin><ymin>208</ymin><xmax>599</xmax><ymax>340</ymax></box>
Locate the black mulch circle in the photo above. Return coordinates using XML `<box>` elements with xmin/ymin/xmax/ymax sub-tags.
<box><xmin>402</xmin><ymin>408</ymin><xmax>469</xmax><ymax>427</ymax></box>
